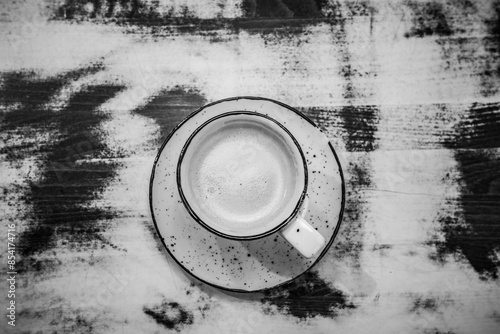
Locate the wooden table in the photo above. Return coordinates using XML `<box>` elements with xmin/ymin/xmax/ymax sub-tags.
<box><xmin>1</xmin><ymin>0</ymin><xmax>499</xmax><ymax>333</ymax></box>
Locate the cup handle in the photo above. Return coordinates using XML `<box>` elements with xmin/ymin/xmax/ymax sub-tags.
<box><xmin>280</xmin><ymin>196</ymin><xmax>326</xmax><ymax>258</ymax></box>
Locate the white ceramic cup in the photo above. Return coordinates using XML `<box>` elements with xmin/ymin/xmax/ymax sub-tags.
<box><xmin>177</xmin><ymin>111</ymin><xmax>325</xmax><ymax>258</ymax></box>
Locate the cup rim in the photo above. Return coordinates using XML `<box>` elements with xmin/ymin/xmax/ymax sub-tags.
<box><xmin>176</xmin><ymin>111</ymin><xmax>308</xmax><ymax>240</ymax></box>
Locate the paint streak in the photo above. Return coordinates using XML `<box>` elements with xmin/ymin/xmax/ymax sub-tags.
<box><xmin>133</xmin><ymin>88</ymin><xmax>205</xmax><ymax>145</ymax></box>
<box><xmin>235</xmin><ymin>17</ymin><xmax>319</xmax><ymax>36</ymax></box>
<box><xmin>340</xmin><ymin>105</ymin><xmax>379</xmax><ymax>152</ymax></box>
<box><xmin>51</xmin><ymin>0</ymin><xmax>333</xmax><ymax>35</ymax></box>
<box><xmin>433</xmin><ymin>150</ymin><xmax>500</xmax><ymax>279</ymax></box>
<box><xmin>405</xmin><ymin>1</ymin><xmax>452</xmax><ymax>38</ymax></box>
<box><xmin>57</xmin><ymin>0</ymin><xmax>327</xmax><ymax>20</ymax></box>
<box><xmin>303</xmin><ymin>105</ymin><xmax>379</xmax><ymax>152</ymax></box>
<box><xmin>57</xmin><ymin>0</ymin><xmax>143</xmax><ymax>20</ymax></box>
<box><xmin>442</xmin><ymin>103</ymin><xmax>500</xmax><ymax>149</ymax></box>
<box><xmin>261</xmin><ymin>271</ymin><xmax>355</xmax><ymax>319</ymax></box>
<box><xmin>486</xmin><ymin>0</ymin><xmax>500</xmax><ymax>40</ymax></box>
<box><xmin>407</xmin><ymin>295</ymin><xmax>455</xmax><ymax>334</ymax></box>
<box><xmin>17</xmin><ymin>305</ymin><xmax>96</xmax><ymax>332</ymax></box>
<box><xmin>247</xmin><ymin>0</ymin><xmax>324</xmax><ymax>18</ymax></box>
<box><xmin>481</xmin><ymin>0</ymin><xmax>500</xmax><ymax>97</ymax></box>
<box><xmin>246</xmin><ymin>0</ymin><xmax>294</xmax><ymax>18</ymax></box>
<box><xmin>407</xmin><ymin>294</ymin><xmax>454</xmax><ymax>334</ymax></box>
<box><xmin>22</xmin><ymin>85</ymin><xmax>125</xmax><ymax>258</ymax></box>
<box><xmin>344</xmin><ymin>0</ymin><xmax>373</xmax><ymax>17</ymax></box>
<box><xmin>435</xmin><ymin>1</ymin><xmax>499</xmax><ymax>98</ymax></box>
<box><xmin>332</xmin><ymin>158</ymin><xmax>371</xmax><ymax>263</ymax></box>
<box><xmin>0</xmin><ymin>65</ymin><xmax>104</xmax><ymax>159</ymax></box>
<box><xmin>55</xmin><ymin>0</ymin><xmax>236</xmax><ymax>25</ymax></box>
<box><xmin>334</xmin><ymin>6</ymin><xmax>379</xmax><ymax>152</ymax></box>
<box><xmin>44</xmin><ymin>0</ymin><xmax>342</xmax><ymax>43</ymax></box>
<box><xmin>143</xmin><ymin>300</ymin><xmax>194</xmax><ymax>331</ymax></box>
<box><xmin>1</xmin><ymin>70</ymin><xmax>125</xmax><ymax>264</ymax></box>
<box><xmin>409</xmin><ymin>296</ymin><xmax>439</xmax><ymax>313</ymax></box>
<box><xmin>432</xmin><ymin>100</ymin><xmax>500</xmax><ymax>278</ymax></box>
<box><xmin>485</xmin><ymin>0</ymin><xmax>500</xmax><ymax>43</ymax></box>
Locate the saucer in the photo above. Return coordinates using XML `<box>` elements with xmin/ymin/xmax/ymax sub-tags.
<box><xmin>150</xmin><ymin>97</ymin><xmax>345</xmax><ymax>292</ymax></box>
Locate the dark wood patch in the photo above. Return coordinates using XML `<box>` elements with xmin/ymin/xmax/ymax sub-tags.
<box><xmin>55</xmin><ymin>0</ymin><xmax>327</xmax><ymax>20</ymax></box>
<box><xmin>0</xmin><ymin>64</ymin><xmax>104</xmax><ymax>159</ymax></box>
<box><xmin>50</xmin><ymin>0</ymin><xmax>340</xmax><ymax>35</ymax></box>
<box><xmin>22</xmin><ymin>84</ymin><xmax>125</xmax><ymax>259</ymax></box>
<box><xmin>405</xmin><ymin>1</ymin><xmax>452</xmax><ymax>38</ymax></box>
<box><xmin>251</xmin><ymin>0</ymin><xmax>324</xmax><ymax>18</ymax></box>
<box><xmin>304</xmin><ymin>106</ymin><xmax>380</xmax><ymax>152</ymax></box>
<box><xmin>442</xmin><ymin>103</ymin><xmax>500</xmax><ymax>149</ymax></box>
<box><xmin>133</xmin><ymin>88</ymin><xmax>205</xmax><ymax>145</ymax></box>
<box><xmin>261</xmin><ymin>271</ymin><xmax>355</xmax><ymax>319</ymax></box>
<box><xmin>432</xmin><ymin>150</ymin><xmax>500</xmax><ymax>279</ymax></box>
<box><xmin>344</xmin><ymin>0</ymin><xmax>374</xmax><ymax>17</ymax></box>
<box><xmin>0</xmin><ymin>70</ymin><xmax>126</xmax><ymax>267</ymax></box>
<box><xmin>430</xmin><ymin>97</ymin><xmax>500</xmax><ymax>278</ymax></box>
<box><xmin>481</xmin><ymin>0</ymin><xmax>500</xmax><ymax>97</ymax></box>
<box><xmin>143</xmin><ymin>300</ymin><xmax>194</xmax><ymax>331</ymax></box>
<box><xmin>409</xmin><ymin>295</ymin><xmax>439</xmax><ymax>313</ymax></box>
<box><xmin>340</xmin><ymin>105</ymin><xmax>379</xmax><ymax>152</ymax></box>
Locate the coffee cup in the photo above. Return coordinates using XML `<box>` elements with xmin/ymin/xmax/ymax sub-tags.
<box><xmin>177</xmin><ymin>111</ymin><xmax>325</xmax><ymax>258</ymax></box>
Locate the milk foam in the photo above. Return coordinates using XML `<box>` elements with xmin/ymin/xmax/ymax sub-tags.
<box><xmin>185</xmin><ymin>120</ymin><xmax>300</xmax><ymax>234</ymax></box>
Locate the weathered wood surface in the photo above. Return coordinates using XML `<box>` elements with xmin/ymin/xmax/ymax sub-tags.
<box><xmin>1</xmin><ymin>0</ymin><xmax>499</xmax><ymax>333</ymax></box>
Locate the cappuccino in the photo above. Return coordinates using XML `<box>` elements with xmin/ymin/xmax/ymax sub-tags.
<box><xmin>179</xmin><ymin>114</ymin><xmax>306</xmax><ymax>237</ymax></box>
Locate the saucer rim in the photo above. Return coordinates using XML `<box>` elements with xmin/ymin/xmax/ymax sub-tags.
<box><xmin>149</xmin><ymin>96</ymin><xmax>346</xmax><ymax>293</ymax></box>
<box><xmin>176</xmin><ymin>110</ymin><xmax>309</xmax><ymax>241</ymax></box>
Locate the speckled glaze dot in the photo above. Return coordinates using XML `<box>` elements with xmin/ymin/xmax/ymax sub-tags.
<box><xmin>150</xmin><ymin>97</ymin><xmax>345</xmax><ymax>292</ymax></box>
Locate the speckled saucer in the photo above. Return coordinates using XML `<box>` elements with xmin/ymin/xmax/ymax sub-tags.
<box><xmin>150</xmin><ymin>97</ymin><xmax>345</xmax><ymax>292</ymax></box>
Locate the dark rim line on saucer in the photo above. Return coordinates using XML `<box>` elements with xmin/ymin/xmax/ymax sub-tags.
<box><xmin>149</xmin><ymin>96</ymin><xmax>346</xmax><ymax>293</ymax></box>
<box><xmin>176</xmin><ymin>111</ymin><xmax>308</xmax><ymax>241</ymax></box>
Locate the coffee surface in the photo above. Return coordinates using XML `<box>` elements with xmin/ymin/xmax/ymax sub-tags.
<box><xmin>185</xmin><ymin>120</ymin><xmax>300</xmax><ymax>235</ymax></box>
